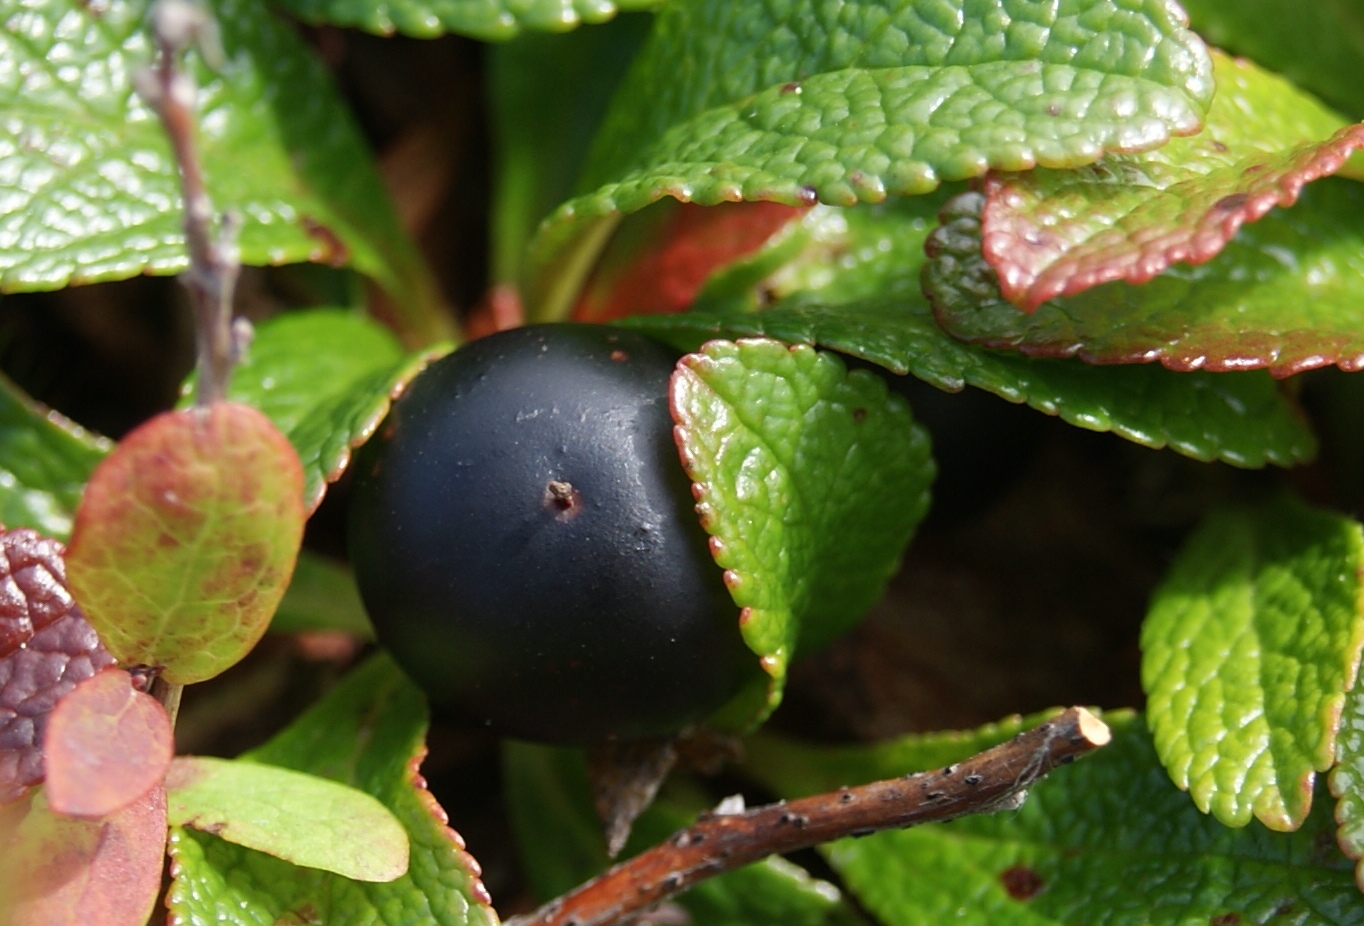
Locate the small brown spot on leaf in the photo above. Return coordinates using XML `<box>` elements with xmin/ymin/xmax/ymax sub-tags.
<box><xmin>1000</xmin><ymin>865</ymin><xmax>1045</xmax><ymax>900</ymax></box>
<box><xmin>852</xmin><ymin>408</ymin><xmax>867</xmax><ymax>423</ymax></box>
<box><xmin>780</xmin><ymin>81</ymin><xmax>801</xmax><ymax>94</ymax></box>
<box><xmin>1211</xmin><ymin>140</ymin><xmax>1228</xmax><ymax>152</ymax></box>
<box><xmin>1211</xmin><ymin>913</ymin><xmax>1241</xmax><ymax>926</ymax></box>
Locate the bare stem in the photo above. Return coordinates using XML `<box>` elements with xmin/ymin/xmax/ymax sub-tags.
<box><xmin>509</xmin><ymin>707</ymin><xmax>1111</xmax><ymax>926</ymax></box>
<box><xmin>137</xmin><ymin>0</ymin><xmax>241</xmax><ymax>409</ymax></box>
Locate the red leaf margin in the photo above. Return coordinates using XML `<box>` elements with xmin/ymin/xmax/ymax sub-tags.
<box><xmin>982</xmin><ymin>123</ymin><xmax>1364</xmax><ymax>312</ymax></box>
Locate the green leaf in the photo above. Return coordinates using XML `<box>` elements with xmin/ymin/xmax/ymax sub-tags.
<box><xmin>749</xmin><ymin>712</ymin><xmax>1361</xmax><ymax>926</ymax></box>
<box><xmin>166</xmin><ymin>655</ymin><xmax>498</xmax><ymax>925</ymax></box>
<box><xmin>526</xmin><ymin>0</ymin><xmax>1214</xmax><ymax>318</ymax></box>
<box><xmin>1180</xmin><ymin>0</ymin><xmax>1364</xmax><ymax>120</ymax></box>
<box><xmin>1141</xmin><ymin>497</ymin><xmax>1364</xmax><ymax>830</ymax></box>
<box><xmin>488</xmin><ymin>15</ymin><xmax>652</xmax><ymax>282</ymax></box>
<box><xmin>928</xmin><ymin>177</ymin><xmax>1364</xmax><ymax>377</ymax></box>
<box><xmin>0</xmin><ymin>0</ymin><xmax>444</xmax><ymax>341</ymax></box>
<box><xmin>273</xmin><ymin>550</ymin><xmax>374</xmax><ymax>638</ymax></box>
<box><xmin>65</xmin><ymin>404</ymin><xmax>306</xmax><ymax>685</ymax></box>
<box><xmin>978</xmin><ymin>51</ymin><xmax>1364</xmax><ymax>313</ymax></box>
<box><xmin>0</xmin><ymin>375</ymin><xmax>109</xmax><ymax>541</ymax></box>
<box><xmin>612</xmin><ymin>187</ymin><xmax>1313</xmax><ymax>472</ymax></box>
<box><xmin>628</xmin><ymin>299</ymin><xmax>1317</xmax><ymax>471</ymax></box>
<box><xmin>672</xmin><ymin>339</ymin><xmax>934</xmax><ymax>724</ymax></box>
<box><xmin>503</xmin><ymin>741</ymin><xmax>863</xmax><ymax>926</ymax></box>
<box><xmin>166</xmin><ymin>755</ymin><xmax>408</xmax><ymax>882</ymax></box>
<box><xmin>273</xmin><ymin>0</ymin><xmax>659</xmax><ymax>40</ymax></box>
<box><xmin>199</xmin><ymin>309</ymin><xmax>442</xmax><ymax>513</ymax></box>
<box><xmin>1330</xmin><ymin>684</ymin><xmax>1364</xmax><ymax>891</ymax></box>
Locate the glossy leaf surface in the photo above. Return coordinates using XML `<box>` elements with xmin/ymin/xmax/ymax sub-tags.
<box><xmin>166</xmin><ymin>655</ymin><xmax>497</xmax><ymax>926</ymax></box>
<box><xmin>1142</xmin><ymin>498</ymin><xmax>1364</xmax><ymax>830</ymax></box>
<box><xmin>673</xmin><ymin>339</ymin><xmax>933</xmax><ymax>724</ymax></box>
<box><xmin>189</xmin><ymin>309</ymin><xmax>435</xmax><ymax>513</ymax></box>
<box><xmin>1330</xmin><ymin>684</ymin><xmax>1364</xmax><ymax>890</ymax></box>
<box><xmin>527</xmin><ymin>0</ymin><xmax>1214</xmax><ymax>318</ymax></box>
<box><xmin>978</xmin><ymin>52</ymin><xmax>1364</xmax><ymax>312</ymax></box>
<box><xmin>0</xmin><ymin>378</ymin><xmax>109</xmax><ymax>541</ymax></box>
<box><xmin>0</xmin><ymin>0</ymin><xmax>441</xmax><ymax>338</ymax></box>
<box><xmin>66</xmin><ymin>404</ymin><xmax>305</xmax><ymax>684</ymax></box>
<box><xmin>927</xmin><ymin>182</ymin><xmax>1364</xmax><ymax>377</ymax></box>
<box><xmin>630</xmin><ymin>222</ymin><xmax>1315</xmax><ymax>470</ymax></box>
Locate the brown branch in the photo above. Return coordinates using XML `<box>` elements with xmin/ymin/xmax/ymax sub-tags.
<box><xmin>135</xmin><ymin>0</ymin><xmax>242</xmax><ymax>409</ymax></box>
<box><xmin>510</xmin><ymin>707</ymin><xmax>1111</xmax><ymax>926</ymax></box>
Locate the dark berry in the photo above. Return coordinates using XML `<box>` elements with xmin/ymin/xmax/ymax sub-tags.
<box><xmin>348</xmin><ymin>324</ymin><xmax>749</xmax><ymax>743</ymax></box>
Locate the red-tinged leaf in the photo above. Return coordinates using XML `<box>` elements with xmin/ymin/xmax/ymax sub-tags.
<box><xmin>0</xmin><ymin>531</ymin><xmax>115</xmax><ymax>804</ymax></box>
<box><xmin>0</xmin><ymin>785</ymin><xmax>167</xmax><ymax>926</ymax></box>
<box><xmin>980</xmin><ymin>52</ymin><xmax>1364</xmax><ymax>311</ymax></box>
<box><xmin>925</xmin><ymin>180</ymin><xmax>1364</xmax><ymax>376</ymax></box>
<box><xmin>66</xmin><ymin>403</ymin><xmax>306</xmax><ymax>684</ymax></box>
<box><xmin>571</xmin><ymin>202</ymin><xmax>807</xmax><ymax>322</ymax></box>
<box><xmin>0</xmin><ymin>528</ymin><xmax>80</xmax><ymax>657</ymax></box>
<box><xmin>43</xmin><ymin>668</ymin><xmax>172</xmax><ymax>819</ymax></box>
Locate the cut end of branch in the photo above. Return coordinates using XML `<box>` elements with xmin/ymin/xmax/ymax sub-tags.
<box><xmin>1072</xmin><ymin>707</ymin><xmax>1111</xmax><ymax>747</ymax></box>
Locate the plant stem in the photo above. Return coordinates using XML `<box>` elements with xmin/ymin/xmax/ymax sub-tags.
<box><xmin>509</xmin><ymin>707</ymin><xmax>1110</xmax><ymax>926</ymax></box>
<box><xmin>137</xmin><ymin>0</ymin><xmax>242</xmax><ymax>409</ymax></box>
<box><xmin>136</xmin><ymin>0</ymin><xmax>245</xmax><ymax>720</ymax></box>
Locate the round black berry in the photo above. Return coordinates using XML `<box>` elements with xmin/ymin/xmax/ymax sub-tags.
<box><xmin>347</xmin><ymin>323</ymin><xmax>750</xmax><ymax>743</ymax></box>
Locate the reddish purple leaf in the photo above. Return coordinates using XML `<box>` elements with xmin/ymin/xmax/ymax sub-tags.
<box><xmin>0</xmin><ymin>785</ymin><xmax>167</xmax><ymax>926</ymax></box>
<box><xmin>0</xmin><ymin>529</ymin><xmax>81</xmax><ymax>658</ymax></box>
<box><xmin>44</xmin><ymin>668</ymin><xmax>173</xmax><ymax>819</ymax></box>
<box><xmin>0</xmin><ymin>527</ymin><xmax>115</xmax><ymax>805</ymax></box>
